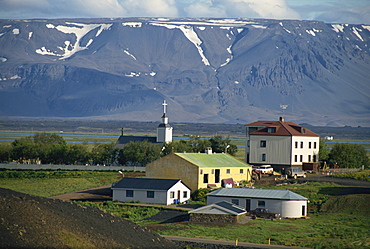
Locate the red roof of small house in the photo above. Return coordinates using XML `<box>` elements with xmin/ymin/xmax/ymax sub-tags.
<box><xmin>245</xmin><ymin>120</ymin><xmax>319</xmax><ymax>137</ymax></box>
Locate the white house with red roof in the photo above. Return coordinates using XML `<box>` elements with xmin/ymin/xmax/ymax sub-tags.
<box><xmin>245</xmin><ymin>117</ymin><xmax>320</xmax><ymax>170</ymax></box>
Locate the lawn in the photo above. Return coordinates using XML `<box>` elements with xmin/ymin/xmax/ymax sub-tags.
<box><xmin>0</xmin><ymin>170</ymin><xmax>122</xmax><ymax>197</ymax></box>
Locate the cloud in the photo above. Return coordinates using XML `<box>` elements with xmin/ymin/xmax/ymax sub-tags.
<box><xmin>183</xmin><ymin>0</ymin><xmax>300</xmax><ymax>19</ymax></box>
<box><xmin>0</xmin><ymin>0</ymin><xmax>368</xmax><ymax>24</ymax></box>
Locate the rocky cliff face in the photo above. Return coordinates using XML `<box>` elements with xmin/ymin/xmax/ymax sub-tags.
<box><xmin>0</xmin><ymin>18</ymin><xmax>369</xmax><ymax>126</ymax></box>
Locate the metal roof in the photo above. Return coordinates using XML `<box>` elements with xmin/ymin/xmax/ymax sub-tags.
<box><xmin>175</xmin><ymin>153</ymin><xmax>251</xmax><ymax>168</ymax></box>
<box><xmin>111</xmin><ymin>178</ymin><xmax>188</xmax><ymax>191</ymax></box>
<box><xmin>208</xmin><ymin>188</ymin><xmax>307</xmax><ymax>200</ymax></box>
<box><xmin>189</xmin><ymin>201</ymin><xmax>246</xmax><ymax>215</ymax></box>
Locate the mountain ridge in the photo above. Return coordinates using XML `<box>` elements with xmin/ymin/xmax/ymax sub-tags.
<box><xmin>0</xmin><ymin>18</ymin><xmax>369</xmax><ymax>126</ymax></box>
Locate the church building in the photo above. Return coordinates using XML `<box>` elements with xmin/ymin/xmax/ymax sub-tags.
<box><xmin>115</xmin><ymin>100</ymin><xmax>173</xmax><ymax>149</ymax></box>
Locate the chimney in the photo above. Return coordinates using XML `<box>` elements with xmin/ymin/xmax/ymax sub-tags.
<box><xmin>279</xmin><ymin>117</ymin><xmax>285</xmax><ymax>122</ymax></box>
<box><xmin>205</xmin><ymin>147</ymin><xmax>212</xmax><ymax>154</ymax></box>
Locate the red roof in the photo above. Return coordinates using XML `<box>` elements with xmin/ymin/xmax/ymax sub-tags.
<box><xmin>245</xmin><ymin>120</ymin><xmax>319</xmax><ymax>137</ymax></box>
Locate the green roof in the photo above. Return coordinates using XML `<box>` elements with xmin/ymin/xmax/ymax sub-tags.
<box><xmin>175</xmin><ymin>153</ymin><xmax>251</xmax><ymax>168</ymax></box>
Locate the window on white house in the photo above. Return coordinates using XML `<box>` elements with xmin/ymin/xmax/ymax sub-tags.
<box><xmin>300</xmin><ymin>155</ymin><xmax>303</xmax><ymax>162</ymax></box>
<box><xmin>295</xmin><ymin>141</ymin><xmax>298</xmax><ymax>148</ymax></box>
<box><xmin>314</xmin><ymin>142</ymin><xmax>317</xmax><ymax>149</ymax></box>
<box><xmin>126</xmin><ymin>190</ymin><xmax>134</xmax><ymax>197</ymax></box>
<box><xmin>309</xmin><ymin>142</ymin><xmax>312</xmax><ymax>149</ymax></box>
<box><xmin>231</xmin><ymin>199</ymin><xmax>239</xmax><ymax>205</ymax></box>
<box><xmin>308</xmin><ymin>155</ymin><xmax>312</xmax><ymax>162</ymax></box>
<box><xmin>262</xmin><ymin>154</ymin><xmax>266</xmax><ymax>161</ymax></box>
<box><xmin>147</xmin><ymin>191</ymin><xmax>154</xmax><ymax>198</ymax></box>
<box><xmin>294</xmin><ymin>155</ymin><xmax>298</xmax><ymax>162</ymax></box>
<box><xmin>170</xmin><ymin>191</ymin><xmax>175</xmax><ymax>198</ymax></box>
<box><xmin>183</xmin><ymin>191</ymin><xmax>188</xmax><ymax>198</ymax></box>
<box><xmin>313</xmin><ymin>155</ymin><xmax>317</xmax><ymax>162</ymax></box>
<box><xmin>300</xmin><ymin>142</ymin><xmax>304</xmax><ymax>148</ymax></box>
<box><xmin>260</xmin><ymin>140</ymin><xmax>266</xmax><ymax>147</ymax></box>
<box><xmin>258</xmin><ymin>200</ymin><xmax>265</xmax><ymax>207</ymax></box>
<box><xmin>226</xmin><ymin>169</ymin><xmax>230</xmax><ymax>174</ymax></box>
<box><xmin>240</xmin><ymin>169</ymin><xmax>244</xmax><ymax>174</ymax></box>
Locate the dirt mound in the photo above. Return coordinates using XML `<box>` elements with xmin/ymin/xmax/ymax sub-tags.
<box><xmin>0</xmin><ymin>188</ymin><xmax>179</xmax><ymax>248</ymax></box>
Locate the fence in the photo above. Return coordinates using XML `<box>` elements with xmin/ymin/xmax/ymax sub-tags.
<box><xmin>0</xmin><ymin>163</ymin><xmax>146</xmax><ymax>172</ymax></box>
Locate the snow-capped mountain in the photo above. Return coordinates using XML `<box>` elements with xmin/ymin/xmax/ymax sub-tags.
<box><xmin>0</xmin><ymin>18</ymin><xmax>369</xmax><ymax>126</ymax></box>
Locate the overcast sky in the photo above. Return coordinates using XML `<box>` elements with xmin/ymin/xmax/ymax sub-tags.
<box><xmin>0</xmin><ymin>0</ymin><xmax>369</xmax><ymax>24</ymax></box>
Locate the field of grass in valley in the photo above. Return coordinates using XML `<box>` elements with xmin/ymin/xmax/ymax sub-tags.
<box><xmin>0</xmin><ymin>170</ymin><xmax>369</xmax><ymax>248</ymax></box>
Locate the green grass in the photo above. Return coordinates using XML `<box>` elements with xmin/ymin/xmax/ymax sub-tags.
<box><xmin>332</xmin><ymin>169</ymin><xmax>370</xmax><ymax>181</ymax></box>
<box><xmin>74</xmin><ymin>201</ymin><xmax>160</xmax><ymax>222</ymax></box>
<box><xmin>0</xmin><ymin>170</ymin><xmax>121</xmax><ymax>197</ymax></box>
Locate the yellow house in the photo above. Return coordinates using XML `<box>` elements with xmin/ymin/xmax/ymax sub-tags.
<box><xmin>146</xmin><ymin>151</ymin><xmax>252</xmax><ymax>192</ymax></box>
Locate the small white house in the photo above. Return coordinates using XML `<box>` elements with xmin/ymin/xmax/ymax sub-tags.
<box><xmin>207</xmin><ymin>188</ymin><xmax>308</xmax><ymax>218</ymax></box>
<box><xmin>111</xmin><ymin>178</ymin><xmax>190</xmax><ymax>205</ymax></box>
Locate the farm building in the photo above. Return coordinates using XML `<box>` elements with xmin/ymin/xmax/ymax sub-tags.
<box><xmin>207</xmin><ymin>188</ymin><xmax>308</xmax><ymax>218</ymax></box>
<box><xmin>188</xmin><ymin>201</ymin><xmax>247</xmax><ymax>223</ymax></box>
<box><xmin>111</xmin><ymin>178</ymin><xmax>190</xmax><ymax>205</ymax></box>
<box><xmin>146</xmin><ymin>149</ymin><xmax>252</xmax><ymax>192</ymax></box>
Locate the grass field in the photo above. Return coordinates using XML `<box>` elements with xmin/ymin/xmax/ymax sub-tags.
<box><xmin>0</xmin><ymin>170</ymin><xmax>369</xmax><ymax>248</ymax></box>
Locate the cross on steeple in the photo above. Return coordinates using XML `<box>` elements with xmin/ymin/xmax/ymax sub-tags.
<box><xmin>162</xmin><ymin>100</ymin><xmax>167</xmax><ymax>114</ymax></box>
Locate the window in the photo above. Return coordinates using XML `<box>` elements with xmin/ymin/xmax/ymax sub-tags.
<box><xmin>309</xmin><ymin>142</ymin><xmax>312</xmax><ymax>149</ymax></box>
<box><xmin>231</xmin><ymin>199</ymin><xmax>239</xmax><ymax>205</ymax></box>
<box><xmin>267</xmin><ymin>127</ymin><xmax>276</xmax><ymax>133</ymax></box>
<box><xmin>258</xmin><ymin>200</ymin><xmax>265</xmax><ymax>207</ymax></box>
<box><xmin>240</xmin><ymin>169</ymin><xmax>244</xmax><ymax>174</ymax></box>
<box><xmin>308</xmin><ymin>155</ymin><xmax>312</xmax><ymax>162</ymax></box>
<box><xmin>200</xmin><ymin>169</ymin><xmax>203</xmax><ymax>174</ymax></box>
<box><xmin>170</xmin><ymin>191</ymin><xmax>175</xmax><ymax>198</ymax></box>
<box><xmin>126</xmin><ymin>190</ymin><xmax>133</xmax><ymax>197</ymax></box>
<box><xmin>314</xmin><ymin>142</ymin><xmax>317</xmax><ymax>149</ymax></box>
<box><xmin>203</xmin><ymin>174</ymin><xmax>209</xmax><ymax>183</ymax></box>
<box><xmin>212</xmin><ymin>169</ymin><xmax>214</xmax><ymax>174</ymax></box>
<box><xmin>260</xmin><ymin>140</ymin><xmax>266</xmax><ymax>147</ymax></box>
<box><xmin>183</xmin><ymin>191</ymin><xmax>188</xmax><ymax>198</ymax></box>
<box><xmin>294</xmin><ymin>155</ymin><xmax>298</xmax><ymax>162</ymax></box>
<box><xmin>313</xmin><ymin>155</ymin><xmax>317</xmax><ymax>162</ymax></box>
<box><xmin>226</xmin><ymin>169</ymin><xmax>230</xmax><ymax>174</ymax></box>
<box><xmin>300</xmin><ymin>142</ymin><xmax>304</xmax><ymax>148</ymax></box>
<box><xmin>295</xmin><ymin>141</ymin><xmax>298</xmax><ymax>148</ymax></box>
<box><xmin>262</xmin><ymin>154</ymin><xmax>266</xmax><ymax>161</ymax></box>
<box><xmin>300</xmin><ymin>155</ymin><xmax>303</xmax><ymax>162</ymax></box>
<box><xmin>147</xmin><ymin>191</ymin><xmax>154</xmax><ymax>198</ymax></box>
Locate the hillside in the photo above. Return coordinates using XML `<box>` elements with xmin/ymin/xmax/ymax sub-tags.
<box><xmin>0</xmin><ymin>18</ymin><xmax>369</xmax><ymax>126</ymax></box>
<box><xmin>0</xmin><ymin>188</ymin><xmax>179</xmax><ymax>248</ymax></box>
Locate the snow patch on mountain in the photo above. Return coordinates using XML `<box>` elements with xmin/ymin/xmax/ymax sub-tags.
<box><xmin>150</xmin><ymin>22</ymin><xmax>210</xmax><ymax>66</ymax></box>
<box><xmin>28</xmin><ymin>31</ymin><xmax>33</xmax><ymax>39</ymax></box>
<box><xmin>12</xmin><ymin>29</ymin><xmax>19</xmax><ymax>35</ymax></box>
<box><xmin>124</xmin><ymin>50</ymin><xmax>137</xmax><ymax>60</ymax></box>
<box><xmin>37</xmin><ymin>22</ymin><xmax>112</xmax><ymax>59</ymax></box>
<box><xmin>352</xmin><ymin>27</ymin><xmax>364</xmax><ymax>41</ymax></box>
<box><xmin>332</xmin><ymin>24</ymin><xmax>344</xmax><ymax>32</ymax></box>
<box><xmin>122</xmin><ymin>22</ymin><xmax>142</xmax><ymax>28</ymax></box>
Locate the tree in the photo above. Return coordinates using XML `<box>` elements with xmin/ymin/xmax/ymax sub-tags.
<box><xmin>118</xmin><ymin>141</ymin><xmax>162</xmax><ymax>166</ymax></box>
<box><xmin>329</xmin><ymin>143</ymin><xmax>369</xmax><ymax>168</ymax></box>
<box><xmin>91</xmin><ymin>143</ymin><xmax>115</xmax><ymax>165</ymax></box>
<box><xmin>65</xmin><ymin>144</ymin><xmax>90</xmax><ymax>165</ymax></box>
<box><xmin>209</xmin><ymin>135</ymin><xmax>237</xmax><ymax>156</ymax></box>
<box><xmin>0</xmin><ymin>143</ymin><xmax>12</xmax><ymax>162</ymax></box>
<box><xmin>319</xmin><ymin>140</ymin><xmax>330</xmax><ymax>162</ymax></box>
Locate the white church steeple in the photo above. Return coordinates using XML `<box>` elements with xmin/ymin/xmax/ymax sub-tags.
<box><xmin>156</xmin><ymin>100</ymin><xmax>173</xmax><ymax>143</ymax></box>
